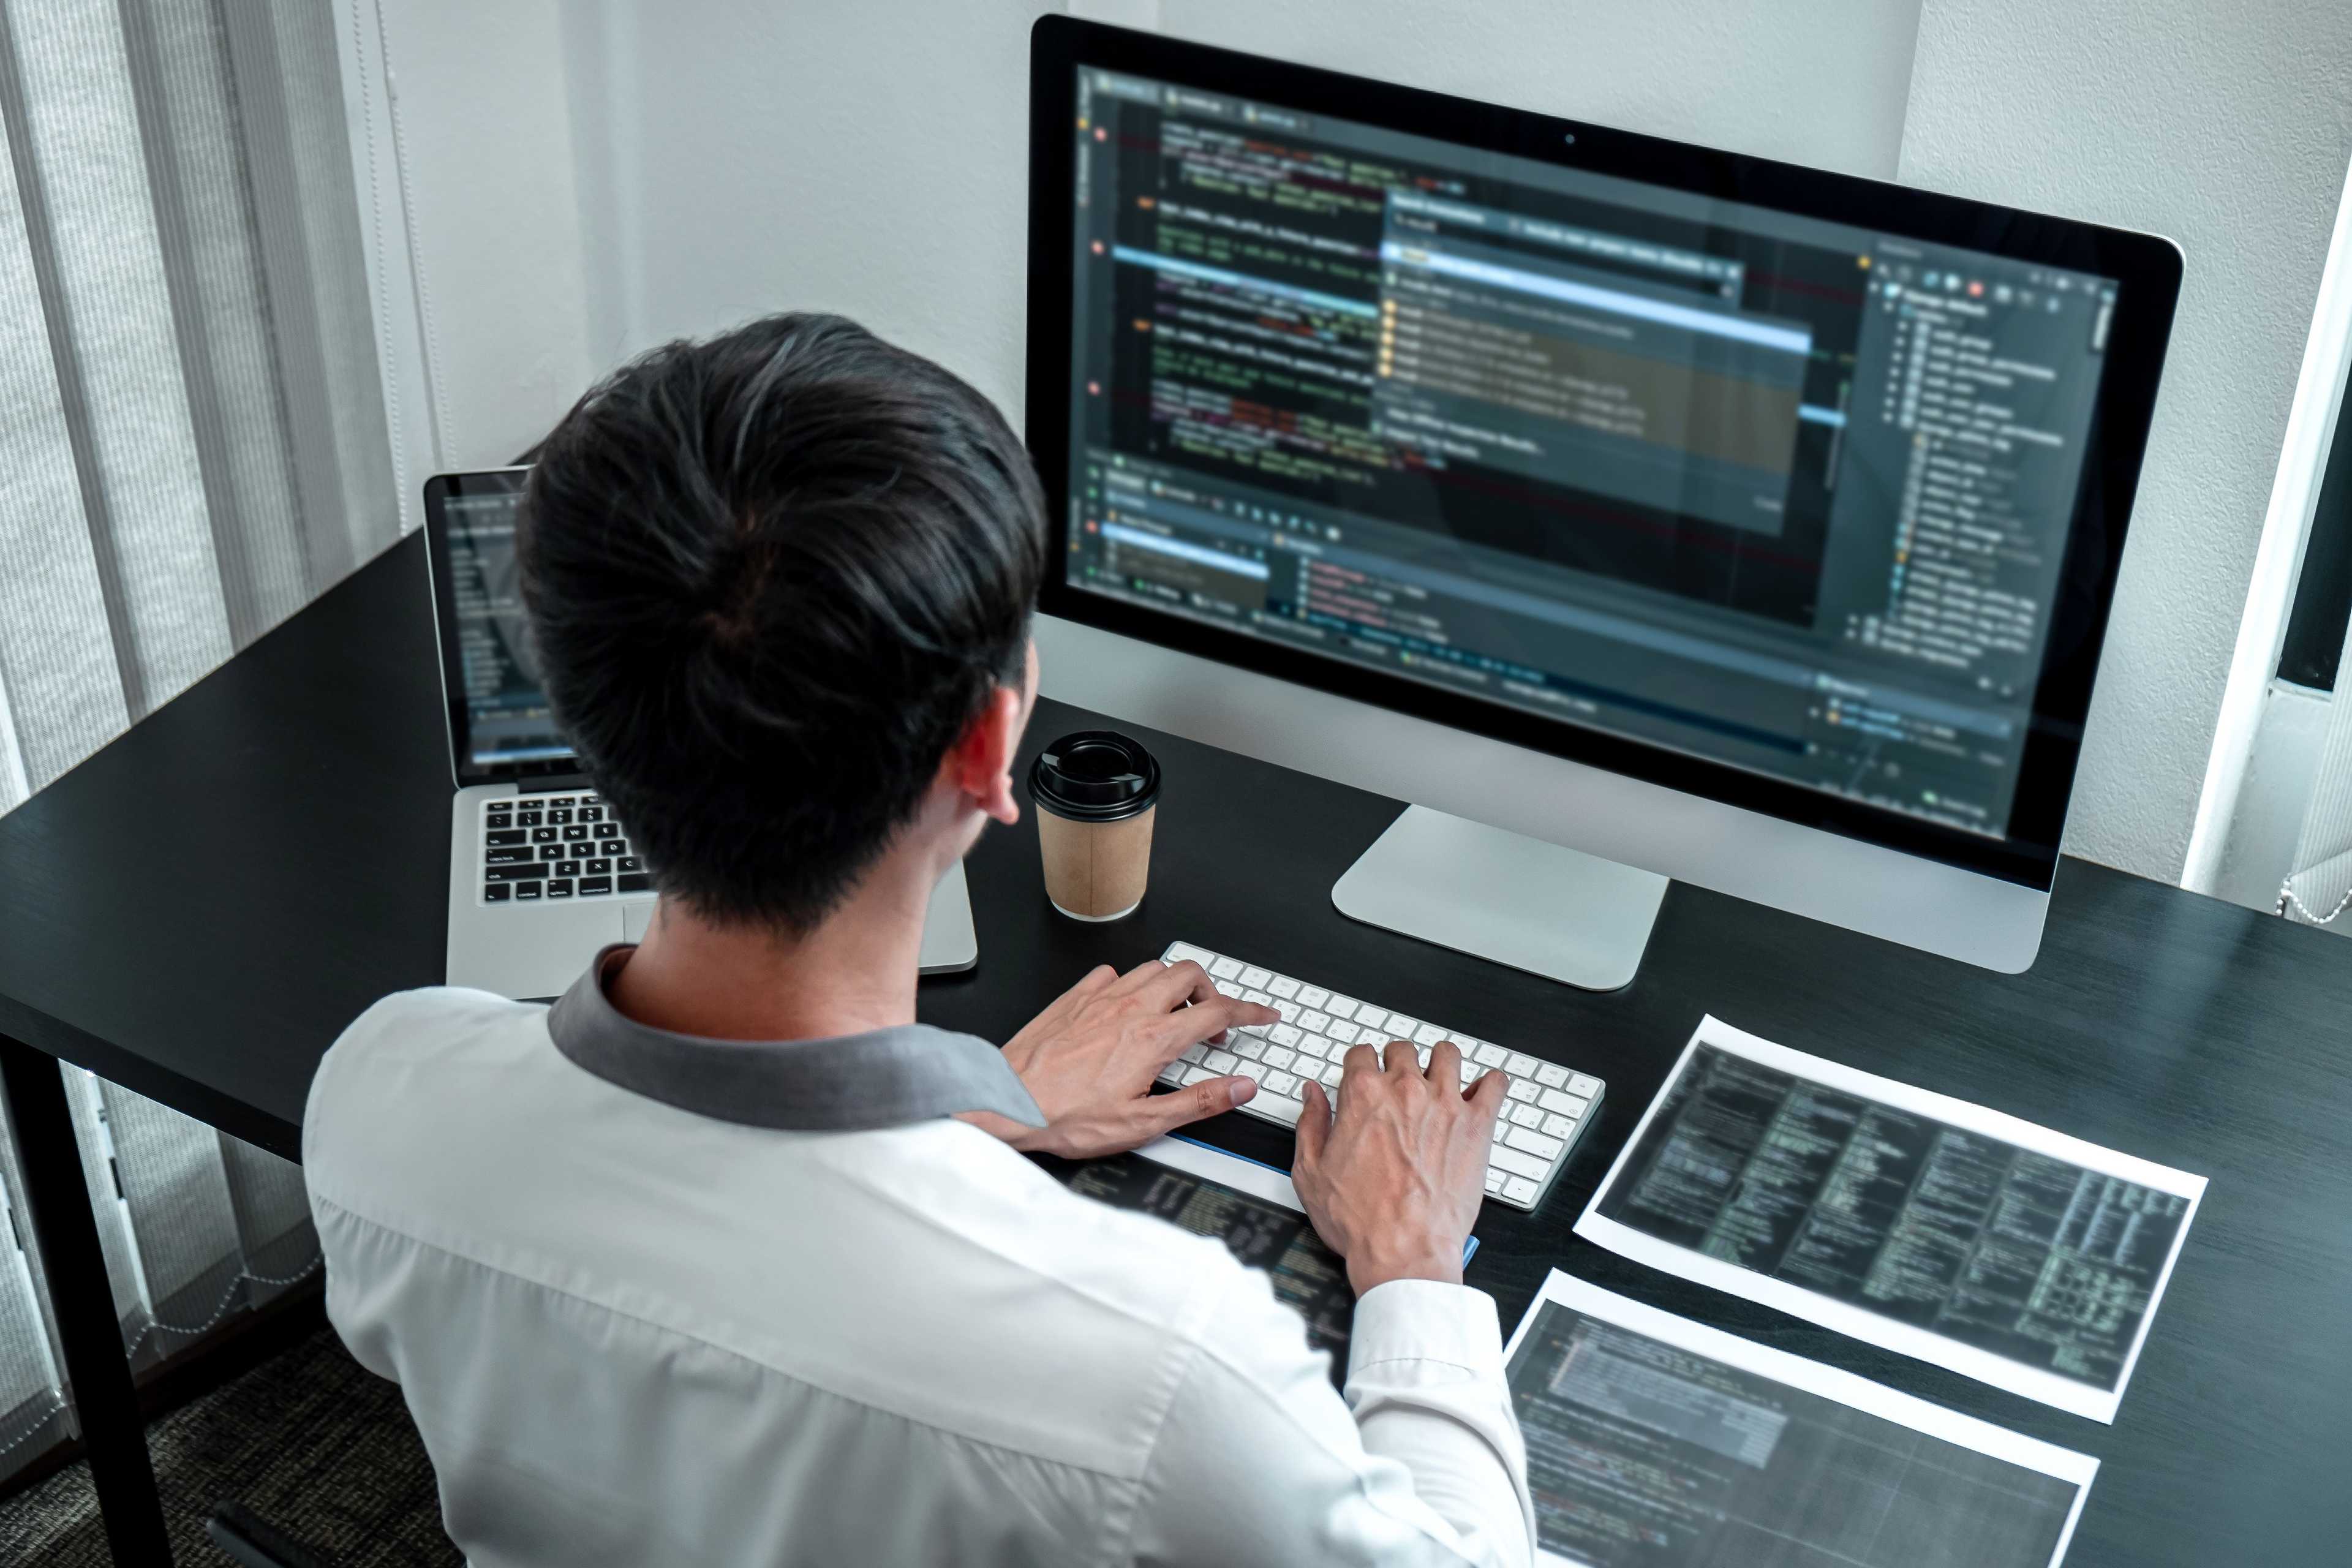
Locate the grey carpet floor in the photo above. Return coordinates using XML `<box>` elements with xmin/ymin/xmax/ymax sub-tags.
<box><xmin>0</xmin><ymin>1325</ymin><xmax>461</xmax><ymax>1566</ymax></box>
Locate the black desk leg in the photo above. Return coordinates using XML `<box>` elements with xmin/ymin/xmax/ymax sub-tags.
<box><xmin>0</xmin><ymin>1035</ymin><xmax>174</xmax><ymax>1564</ymax></box>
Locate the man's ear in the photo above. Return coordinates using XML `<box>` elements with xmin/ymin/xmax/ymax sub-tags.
<box><xmin>945</xmin><ymin>682</ymin><xmax>1027</xmax><ymax>827</ymax></box>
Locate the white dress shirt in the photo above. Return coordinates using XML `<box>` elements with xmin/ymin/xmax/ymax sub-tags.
<box><xmin>304</xmin><ymin>969</ymin><xmax>1535</xmax><ymax>1567</ymax></box>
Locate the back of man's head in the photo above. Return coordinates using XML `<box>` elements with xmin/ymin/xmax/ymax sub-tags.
<box><xmin>519</xmin><ymin>312</ymin><xmax>1045</xmax><ymax>934</ymax></box>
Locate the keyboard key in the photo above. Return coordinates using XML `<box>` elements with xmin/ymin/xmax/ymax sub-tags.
<box><xmin>1270</xmin><ymin>1024</ymin><xmax>1302</xmax><ymax>1048</ymax></box>
<box><xmin>1503</xmin><ymin>1175</ymin><xmax>1539</xmax><ymax>1205</ymax></box>
<box><xmin>1202</xmin><ymin>1048</ymin><xmax>1238</xmax><ymax>1074</ymax></box>
<box><xmin>1505</xmin><ymin>1127</ymin><xmax>1565</xmax><ymax>1161</ymax></box>
<box><xmin>1178</xmin><ymin>1065</ymin><xmax>1215</xmax><ymax>1088</ymax></box>
<box><xmin>1273</xmin><ymin>1000</ymin><xmax>1301</xmax><ymax>1023</ymax></box>
<box><xmin>1354</xmin><ymin>1007</ymin><xmax>1387</xmax><ymax>1031</ymax></box>
<box><xmin>1414</xmin><ymin>1023</ymin><xmax>1447</xmax><ymax>1047</ymax></box>
<box><xmin>618</xmin><ymin>856</ymin><xmax>643</xmax><ymax>873</ymax></box>
<box><xmin>515</xmin><ymin>810</ymin><xmax>542</xmax><ymax>826</ymax></box>
<box><xmin>579</xmin><ymin>876</ymin><xmax>613</xmax><ymax>895</ymax></box>
<box><xmin>484</xmin><ymin>847</ymin><xmax>535</xmax><ymax>865</ymax></box>
<box><xmin>485</xmin><ymin>829</ymin><xmax>525</xmax><ymax>847</ymax></box>
<box><xmin>1509</xmin><ymin>1104</ymin><xmax>1543</xmax><ymax>1129</ymax></box>
<box><xmin>1208</xmin><ymin>957</ymin><xmax>1244</xmax><ymax>980</ymax></box>
<box><xmin>581</xmin><ymin>807</ymin><xmax>603</xmax><ymax>822</ymax></box>
<box><xmin>1295</xmin><ymin>986</ymin><xmax>1329</xmax><ymax>1009</ymax></box>
<box><xmin>562</xmin><ymin>825</ymin><xmax>590</xmax><ymax>842</ymax></box>
<box><xmin>1264</xmin><ymin>1069</ymin><xmax>1299</xmax><ymax>1096</ymax></box>
<box><xmin>1238</xmin><ymin>965</ymin><xmax>1272</xmax><ymax>989</ymax></box>
<box><xmin>485</xmin><ymin>863</ymin><xmax>546</xmax><ymax>883</ymax></box>
<box><xmin>617</xmin><ymin>873</ymin><xmax>652</xmax><ymax>894</ymax></box>
<box><xmin>1568</xmin><ymin>1073</ymin><xmax>1602</xmax><ymax>1099</ymax></box>
<box><xmin>486</xmin><ymin>812</ymin><xmax>513</xmax><ymax>830</ymax></box>
<box><xmin>1507</xmin><ymin>1079</ymin><xmax>1539</xmax><ymax>1104</ymax></box>
<box><xmin>1505</xmin><ymin>1052</ymin><xmax>1539</xmax><ymax>1077</ymax></box>
<box><xmin>543</xmin><ymin>796</ymin><xmax>574</xmax><ymax>808</ymax></box>
<box><xmin>1253</xmin><ymin>1094</ymin><xmax>1303</xmax><ymax>1126</ymax></box>
<box><xmin>1232</xmin><ymin>1036</ymin><xmax>1265</xmax><ymax>1061</ymax></box>
<box><xmin>1535</xmin><ymin>1063</ymin><xmax>1570</xmax><ymax>1089</ymax></box>
<box><xmin>1387</xmin><ymin>1015</ymin><xmax>1420</xmax><ymax>1038</ymax></box>
<box><xmin>1324</xmin><ymin>995</ymin><xmax>1357</xmax><ymax>1020</ymax></box>
<box><xmin>1485</xmin><ymin>1170</ymin><xmax>1504</xmax><ymax>1194</ymax></box>
<box><xmin>1543</xmin><ymin>1113</ymin><xmax>1577</xmax><ymax>1138</ymax></box>
<box><xmin>483</xmin><ymin>883</ymin><xmax>510</xmax><ymax>902</ymax></box>
<box><xmin>1235</xmin><ymin>1060</ymin><xmax>1267</xmax><ymax>1083</ymax></box>
<box><xmin>1268</xmin><ymin>976</ymin><xmax>1301</xmax><ymax>998</ymax></box>
<box><xmin>600</xmin><ymin>839</ymin><xmax>626</xmax><ymax>856</ymax></box>
<box><xmin>1473</xmin><ymin>1042</ymin><xmax>1508</xmax><ymax>1068</ymax></box>
<box><xmin>547</xmin><ymin>880</ymin><xmax>575</xmax><ymax>899</ymax></box>
<box><xmin>1538</xmin><ymin>1088</ymin><xmax>1590</xmax><ymax>1117</ymax></box>
<box><xmin>1299</xmin><ymin>1011</ymin><xmax>1331</xmax><ymax>1034</ymax></box>
<box><xmin>1166</xmin><ymin>944</ymin><xmax>1217</xmax><ymax>968</ymax></box>
<box><xmin>556</xmin><ymin>861</ymin><xmax>582</xmax><ymax>878</ymax></box>
<box><xmin>531</xmin><ymin>827</ymin><xmax>557</xmax><ymax>844</ymax></box>
<box><xmin>511</xmin><ymin>881</ymin><xmax>543</xmax><ymax>900</ymax></box>
<box><xmin>1180</xmin><ymin>1042</ymin><xmax>1209</xmax><ymax>1065</ymax></box>
<box><xmin>1243</xmin><ymin>988</ymin><xmax>1273</xmax><ymax>1006</ymax></box>
<box><xmin>586</xmin><ymin>859</ymin><xmax>614</xmax><ymax>876</ymax></box>
<box><xmin>1262</xmin><ymin>1047</ymin><xmax>1296</xmax><ymax>1071</ymax></box>
<box><xmin>1492</xmin><ymin>1145</ymin><xmax>1548</xmax><ymax>1181</ymax></box>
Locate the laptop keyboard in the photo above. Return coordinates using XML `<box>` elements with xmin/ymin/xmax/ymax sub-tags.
<box><xmin>478</xmin><ymin>793</ymin><xmax>650</xmax><ymax>905</ymax></box>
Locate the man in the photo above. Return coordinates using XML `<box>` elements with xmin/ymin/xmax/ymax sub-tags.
<box><xmin>306</xmin><ymin>313</ymin><xmax>1533</xmax><ymax>1566</ymax></box>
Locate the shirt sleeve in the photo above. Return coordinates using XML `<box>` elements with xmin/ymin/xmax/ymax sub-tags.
<box><xmin>1127</xmin><ymin>1268</ymin><xmax>1534</xmax><ymax>1568</ymax></box>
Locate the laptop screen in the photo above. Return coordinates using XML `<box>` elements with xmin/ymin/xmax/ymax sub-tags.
<box><xmin>431</xmin><ymin>472</ymin><xmax>576</xmax><ymax>774</ymax></box>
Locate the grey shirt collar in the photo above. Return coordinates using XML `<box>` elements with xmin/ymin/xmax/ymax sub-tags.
<box><xmin>546</xmin><ymin>945</ymin><xmax>1044</xmax><ymax>1132</ymax></box>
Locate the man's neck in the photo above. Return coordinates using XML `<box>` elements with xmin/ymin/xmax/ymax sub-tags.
<box><xmin>605</xmin><ymin>851</ymin><xmax>940</xmax><ymax>1042</ymax></box>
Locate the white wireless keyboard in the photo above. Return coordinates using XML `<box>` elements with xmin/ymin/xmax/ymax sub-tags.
<box><xmin>1154</xmin><ymin>942</ymin><xmax>1603</xmax><ymax>1212</ymax></box>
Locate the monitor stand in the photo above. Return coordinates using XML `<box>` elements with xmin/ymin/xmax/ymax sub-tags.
<box><xmin>1331</xmin><ymin>806</ymin><xmax>1668</xmax><ymax>990</ymax></box>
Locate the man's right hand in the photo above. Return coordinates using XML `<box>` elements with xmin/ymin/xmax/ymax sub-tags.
<box><xmin>1292</xmin><ymin>1040</ymin><xmax>1504</xmax><ymax>1295</ymax></box>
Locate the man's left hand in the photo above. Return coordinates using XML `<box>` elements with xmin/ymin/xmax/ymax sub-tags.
<box><xmin>959</xmin><ymin>960</ymin><xmax>1277</xmax><ymax>1158</ymax></box>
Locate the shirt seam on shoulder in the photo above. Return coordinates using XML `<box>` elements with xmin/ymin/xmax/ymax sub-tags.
<box><xmin>1123</xmin><ymin>1332</ymin><xmax>1208</xmax><ymax>1564</ymax></box>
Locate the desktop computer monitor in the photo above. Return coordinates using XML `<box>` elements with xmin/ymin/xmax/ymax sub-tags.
<box><xmin>1023</xmin><ymin>18</ymin><xmax>2180</xmax><ymax>982</ymax></box>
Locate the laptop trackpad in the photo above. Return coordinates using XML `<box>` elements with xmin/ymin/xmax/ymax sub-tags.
<box><xmin>622</xmin><ymin>899</ymin><xmax>654</xmax><ymax>943</ymax></box>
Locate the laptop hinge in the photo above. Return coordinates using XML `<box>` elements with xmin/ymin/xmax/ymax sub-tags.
<box><xmin>518</xmin><ymin>773</ymin><xmax>593</xmax><ymax>794</ymax></box>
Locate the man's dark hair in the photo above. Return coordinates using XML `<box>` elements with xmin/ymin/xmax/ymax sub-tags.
<box><xmin>518</xmin><ymin>312</ymin><xmax>1046</xmax><ymax>932</ymax></box>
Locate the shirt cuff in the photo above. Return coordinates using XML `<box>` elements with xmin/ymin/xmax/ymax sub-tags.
<box><xmin>1347</xmin><ymin>1277</ymin><xmax>1505</xmax><ymax>1381</ymax></box>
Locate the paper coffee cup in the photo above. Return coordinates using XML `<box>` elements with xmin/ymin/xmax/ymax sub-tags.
<box><xmin>1029</xmin><ymin>731</ymin><xmax>1161</xmax><ymax>922</ymax></box>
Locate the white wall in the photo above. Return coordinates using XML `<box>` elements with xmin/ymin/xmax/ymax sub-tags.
<box><xmin>341</xmin><ymin>0</ymin><xmax>594</xmax><ymax>501</ymax></box>
<box><xmin>360</xmin><ymin>0</ymin><xmax>2352</xmax><ymax>885</ymax></box>
<box><xmin>553</xmin><ymin>0</ymin><xmax>1926</xmax><ymax>420</ymax></box>
<box><xmin>1897</xmin><ymin>0</ymin><xmax>2352</xmax><ymax>881</ymax></box>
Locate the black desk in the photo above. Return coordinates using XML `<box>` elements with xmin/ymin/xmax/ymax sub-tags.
<box><xmin>4</xmin><ymin>530</ymin><xmax>2348</xmax><ymax>1564</ymax></box>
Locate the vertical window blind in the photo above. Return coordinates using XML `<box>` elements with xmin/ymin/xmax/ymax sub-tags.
<box><xmin>0</xmin><ymin>0</ymin><xmax>396</xmax><ymax>1478</ymax></box>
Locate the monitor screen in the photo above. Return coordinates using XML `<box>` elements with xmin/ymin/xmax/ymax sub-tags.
<box><xmin>431</xmin><ymin>473</ymin><xmax>574</xmax><ymax>773</ymax></box>
<box><xmin>1054</xmin><ymin>64</ymin><xmax>2130</xmax><ymax>853</ymax></box>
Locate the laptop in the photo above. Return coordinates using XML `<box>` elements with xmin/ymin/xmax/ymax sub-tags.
<box><xmin>424</xmin><ymin>468</ymin><xmax>979</xmax><ymax>999</ymax></box>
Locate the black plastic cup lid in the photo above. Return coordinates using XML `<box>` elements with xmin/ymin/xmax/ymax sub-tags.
<box><xmin>1028</xmin><ymin>731</ymin><xmax>1161</xmax><ymax>822</ymax></box>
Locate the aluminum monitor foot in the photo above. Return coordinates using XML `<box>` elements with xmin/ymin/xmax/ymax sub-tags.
<box><xmin>1332</xmin><ymin>806</ymin><xmax>1667</xmax><ymax>990</ymax></box>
